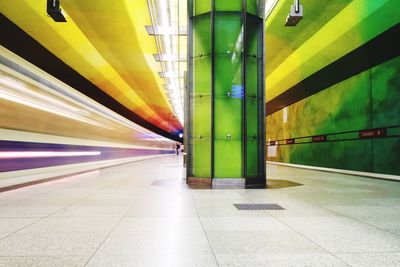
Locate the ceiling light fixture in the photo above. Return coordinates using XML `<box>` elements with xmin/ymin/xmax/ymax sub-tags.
<box><xmin>147</xmin><ymin>0</ymin><xmax>185</xmax><ymax>124</ymax></box>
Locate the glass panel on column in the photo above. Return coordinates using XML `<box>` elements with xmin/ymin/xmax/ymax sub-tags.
<box><xmin>214</xmin><ymin>13</ymin><xmax>243</xmax><ymax>178</ymax></box>
<box><xmin>246</xmin><ymin>0</ymin><xmax>258</xmax><ymax>16</ymax></box>
<box><xmin>245</xmin><ymin>14</ymin><xmax>262</xmax><ymax>177</ymax></box>
<box><xmin>194</xmin><ymin>0</ymin><xmax>211</xmax><ymax>16</ymax></box>
<box><xmin>215</xmin><ymin>0</ymin><xmax>242</xmax><ymax>12</ymax></box>
<box><xmin>193</xmin><ymin>15</ymin><xmax>211</xmax><ymax>57</ymax></box>
<box><xmin>192</xmin><ymin>14</ymin><xmax>212</xmax><ymax>177</ymax></box>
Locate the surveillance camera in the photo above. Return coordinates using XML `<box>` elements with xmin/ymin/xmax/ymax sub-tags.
<box><xmin>285</xmin><ymin>4</ymin><xmax>303</xmax><ymax>26</ymax></box>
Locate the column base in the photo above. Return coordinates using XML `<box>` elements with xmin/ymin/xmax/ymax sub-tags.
<box><xmin>212</xmin><ymin>178</ymin><xmax>245</xmax><ymax>189</ymax></box>
<box><xmin>187</xmin><ymin>177</ymin><xmax>212</xmax><ymax>185</ymax></box>
<box><xmin>187</xmin><ymin>177</ymin><xmax>261</xmax><ymax>189</ymax></box>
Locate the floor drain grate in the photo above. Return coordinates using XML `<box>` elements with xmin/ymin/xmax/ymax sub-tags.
<box><xmin>234</xmin><ymin>203</ymin><xmax>285</xmax><ymax>210</ymax></box>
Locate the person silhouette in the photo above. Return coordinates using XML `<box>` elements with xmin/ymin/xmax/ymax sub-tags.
<box><xmin>176</xmin><ymin>143</ymin><xmax>180</xmax><ymax>155</ymax></box>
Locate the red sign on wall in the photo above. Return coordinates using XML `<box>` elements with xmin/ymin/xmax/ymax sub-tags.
<box><xmin>312</xmin><ymin>135</ymin><xmax>326</xmax><ymax>142</ymax></box>
<box><xmin>286</xmin><ymin>139</ymin><xmax>295</xmax><ymax>144</ymax></box>
<box><xmin>269</xmin><ymin>141</ymin><xmax>276</xmax><ymax>146</ymax></box>
<box><xmin>359</xmin><ymin>128</ymin><xmax>386</xmax><ymax>139</ymax></box>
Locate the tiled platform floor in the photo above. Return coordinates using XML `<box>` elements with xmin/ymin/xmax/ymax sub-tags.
<box><xmin>0</xmin><ymin>155</ymin><xmax>399</xmax><ymax>266</ymax></box>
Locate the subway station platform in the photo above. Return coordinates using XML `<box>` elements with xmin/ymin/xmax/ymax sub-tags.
<box><xmin>0</xmin><ymin>156</ymin><xmax>399</xmax><ymax>266</ymax></box>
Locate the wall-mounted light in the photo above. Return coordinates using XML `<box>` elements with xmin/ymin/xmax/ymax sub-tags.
<box><xmin>47</xmin><ymin>0</ymin><xmax>67</xmax><ymax>22</ymax></box>
<box><xmin>285</xmin><ymin>0</ymin><xmax>303</xmax><ymax>26</ymax></box>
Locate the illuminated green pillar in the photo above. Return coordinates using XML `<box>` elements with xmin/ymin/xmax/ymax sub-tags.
<box><xmin>186</xmin><ymin>0</ymin><xmax>266</xmax><ymax>188</ymax></box>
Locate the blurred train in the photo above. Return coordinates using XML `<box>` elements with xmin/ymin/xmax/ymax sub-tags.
<box><xmin>0</xmin><ymin>45</ymin><xmax>176</xmax><ymax>189</ymax></box>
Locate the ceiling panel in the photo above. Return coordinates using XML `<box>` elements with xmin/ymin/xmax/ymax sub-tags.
<box><xmin>0</xmin><ymin>0</ymin><xmax>182</xmax><ymax>135</ymax></box>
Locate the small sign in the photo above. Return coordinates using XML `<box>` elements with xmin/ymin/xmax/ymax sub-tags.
<box><xmin>269</xmin><ymin>141</ymin><xmax>276</xmax><ymax>146</ymax></box>
<box><xmin>359</xmin><ymin>128</ymin><xmax>386</xmax><ymax>139</ymax></box>
<box><xmin>231</xmin><ymin>85</ymin><xmax>244</xmax><ymax>99</ymax></box>
<box><xmin>267</xmin><ymin>145</ymin><xmax>277</xmax><ymax>157</ymax></box>
<box><xmin>312</xmin><ymin>135</ymin><xmax>326</xmax><ymax>142</ymax></box>
<box><xmin>286</xmin><ymin>138</ymin><xmax>295</xmax><ymax>144</ymax></box>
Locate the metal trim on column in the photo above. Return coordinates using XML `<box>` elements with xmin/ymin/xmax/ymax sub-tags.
<box><xmin>242</xmin><ymin>0</ymin><xmax>248</xmax><ymax>180</ymax></box>
<box><xmin>186</xmin><ymin>0</ymin><xmax>194</xmax><ymax>179</ymax></box>
<box><xmin>245</xmin><ymin>5</ymin><xmax>266</xmax><ymax>187</ymax></box>
<box><xmin>211</xmin><ymin>0</ymin><xmax>215</xmax><ymax>179</ymax></box>
<box><xmin>261</xmin><ymin>9</ymin><xmax>267</xmax><ymax>183</ymax></box>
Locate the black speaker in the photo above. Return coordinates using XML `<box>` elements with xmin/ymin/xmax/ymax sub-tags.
<box><xmin>47</xmin><ymin>0</ymin><xmax>67</xmax><ymax>22</ymax></box>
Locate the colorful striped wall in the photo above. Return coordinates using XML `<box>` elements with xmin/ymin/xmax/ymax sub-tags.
<box><xmin>266</xmin><ymin>56</ymin><xmax>400</xmax><ymax>175</ymax></box>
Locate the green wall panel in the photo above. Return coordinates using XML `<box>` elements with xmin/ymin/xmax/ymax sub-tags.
<box><xmin>245</xmin><ymin>56</ymin><xmax>260</xmax><ymax>176</ymax></box>
<box><xmin>246</xmin><ymin>139</ymin><xmax>259</xmax><ymax>176</ymax></box>
<box><xmin>371</xmin><ymin>57</ymin><xmax>400</xmax><ymax>175</ymax></box>
<box><xmin>214</xmin><ymin>54</ymin><xmax>242</xmax><ymax>95</ymax></box>
<box><xmin>214</xmin><ymin>140</ymin><xmax>242</xmax><ymax>177</ymax></box>
<box><xmin>246</xmin><ymin>56</ymin><xmax>258</xmax><ymax>95</ymax></box>
<box><xmin>192</xmin><ymin>56</ymin><xmax>211</xmax><ymax>177</ymax></box>
<box><xmin>214</xmin><ymin>98</ymin><xmax>242</xmax><ymax>137</ymax></box>
<box><xmin>246</xmin><ymin>15</ymin><xmax>261</xmax><ymax>57</ymax></box>
<box><xmin>373</xmin><ymin>138</ymin><xmax>400</xmax><ymax>175</ymax></box>
<box><xmin>214</xmin><ymin>13</ymin><xmax>243</xmax><ymax>178</ymax></box>
<box><xmin>215</xmin><ymin>0</ymin><xmax>242</xmax><ymax>11</ymax></box>
<box><xmin>214</xmin><ymin>13</ymin><xmax>243</xmax><ymax>54</ymax></box>
<box><xmin>267</xmin><ymin>57</ymin><xmax>400</xmax><ymax>176</ymax></box>
<box><xmin>246</xmin><ymin>98</ymin><xmax>258</xmax><ymax>136</ymax></box>
<box><xmin>192</xmin><ymin>14</ymin><xmax>211</xmax><ymax>178</ymax></box>
<box><xmin>266</xmin><ymin>69</ymin><xmax>371</xmax><ymax>141</ymax></box>
<box><xmin>194</xmin><ymin>0</ymin><xmax>211</xmax><ymax>15</ymax></box>
<box><xmin>275</xmin><ymin>141</ymin><xmax>373</xmax><ymax>172</ymax></box>
<box><xmin>244</xmin><ymin>14</ymin><xmax>263</xmax><ymax>178</ymax></box>
<box><xmin>372</xmin><ymin>57</ymin><xmax>400</xmax><ymax>127</ymax></box>
<box><xmin>193</xmin><ymin>15</ymin><xmax>211</xmax><ymax>56</ymax></box>
<box><xmin>246</xmin><ymin>0</ymin><xmax>258</xmax><ymax>16</ymax></box>
<box><xmin>193</xmin><ymin>139</ymin><xmax>212</xmax><ymax>177</ymax></box>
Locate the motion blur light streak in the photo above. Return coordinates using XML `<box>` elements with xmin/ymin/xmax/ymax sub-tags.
<box><xmin>0</xmin><ymin>151</ymin><xmax>101</xmax><ymax>159</ymax></box>
<box><xmin>0</xmin><ymin>76</ymin><xmax>80</xmax><ymax>112</ymax></box>
<box><xmin>0</xmin><ymin>90</ymin><xmax>111</xmax><ymax>129</ymax></box>
<box><xmin>0</xmin><ymin>59</ymin><xmax>160</xmax><ymax>136</ymax></box>
<box><xmin>0</xmin><ymin>73</ymin><xmax>115</xmax><ymax>129</ymax></box>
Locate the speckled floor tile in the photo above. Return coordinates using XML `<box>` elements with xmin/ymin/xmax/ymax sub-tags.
<box><xmin>0</xmin><ymin>157</ymin><xmax>399</xmax><ymax>266</ymax></box>
<box><xmin>87</xmin><ymin>253</ymin><xmax>218</xmax><ymax>267</ymax></box>
<box><xmin>207</xmin><ymin>231</ymin><xmax>325</xmax><ymax>254</ymax></box>
<box><xmin>215</xmin><ymin>253</ymin><xmax>348</xmax><ymax>267</ymax></box>
<box><xmin>0</xmin><ymin>218</ymin><xmax>39</xmax><ymax>239</ymax></box>
<box><xmin>0</xmin><ymin>230</ymin><xmax>107</xmax><ymax>256</ymax></box>
<box><xmin>50</xmin><ymin>206</ymin><xmax>131</xmax><ymax>218</ymax></box>
<box><xmin>95</xmin><ymin>230</ymin><xmax>211</xmax><ymax>255</ymax></box>
<box><xmin>336</xmin><ymin>252</ymin><xmax>400</xmax><ymax>266</ymax></box>
<box><xmin>0</xmin><ymin>256</ymin><xmax>88</xmax><ymax>267</ymax></box>
<box><xmin>200</xmin><ymin>217</ymin><xmax>291</xmax><ymax>232</ymax></box>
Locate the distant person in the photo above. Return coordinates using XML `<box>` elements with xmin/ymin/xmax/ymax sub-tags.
<box><xmin>176</xmin><ymin>143</ymin><xmax>180</xmax><ymax>155</ymax></box>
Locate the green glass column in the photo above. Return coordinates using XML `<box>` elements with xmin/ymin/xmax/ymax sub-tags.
<box><xmin>186</xmin><ymin>0</ymin><xmax>266</xmax><ymax>188</ymax></box>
